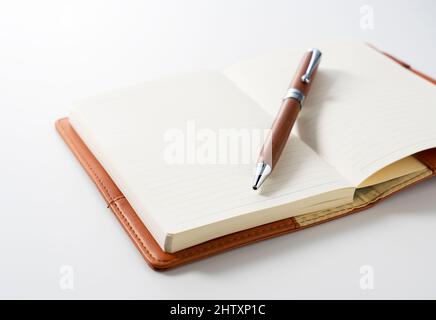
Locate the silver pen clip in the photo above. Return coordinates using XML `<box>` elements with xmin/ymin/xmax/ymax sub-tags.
<box><xmin>300</xmin><ymin>48</ymin><xmax>322</xmax><ymax>84</ymax></box>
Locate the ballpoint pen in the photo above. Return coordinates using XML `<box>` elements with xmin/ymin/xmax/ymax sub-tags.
<box><xmin>252</xmin><ymin>48</ymin><xmax>322</xmax><ymax>190</ymax></box>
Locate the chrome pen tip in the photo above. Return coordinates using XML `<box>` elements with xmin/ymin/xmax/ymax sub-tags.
<box><xmin>252</xmin><ymin>162</ymin><xmax>272</xmax><ymax>190</ymax></box>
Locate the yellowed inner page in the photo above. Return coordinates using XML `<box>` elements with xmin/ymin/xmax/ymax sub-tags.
<box><xmin>295</xmin><ymin>167</ymin><xmax>432</xmax><ymax>227</ymax></box>
<box><xmin>358</xmin><ymin>156</ymin><xmax>427</xmax><ymax>188</ymax></box>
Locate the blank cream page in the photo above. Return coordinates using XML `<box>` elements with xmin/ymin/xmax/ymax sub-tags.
<box><xmin>223</xmin><ymin>41</ymin><xmax>436</xmax><ymax>186</ymax></box>
<box><xmin>69</xmin><ymin>71</ymin><xmax>352</xmax><ymax>250</ymax></box>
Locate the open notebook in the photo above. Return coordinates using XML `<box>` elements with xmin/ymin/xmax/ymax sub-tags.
<box><xmin>57</xmin><ymin>41</ymin><xmax>436</xmax><ymax>268</ymax></box>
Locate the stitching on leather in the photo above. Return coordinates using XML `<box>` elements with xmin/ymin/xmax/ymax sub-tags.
<box><xmin>107</xmin><ymin>195</ymin><xmax>126</xmax><ymax>208</ymax></box>
<box><xmin>113</xmin><ymin>200</ymin><xmax>294</xmax><ymax>263</ymax></box>
<box><xmin>175</xmin><ymin>220</ymin><xmax>295</xmax><ymax>260</ymax></box>
<box><xmin>58</xmin><ymin>123</ymin><xmax>113</xmax><ymax>203</ymax></box>
<box><xmin>111</xmin><ymin>201</ymin><xmax>172</xmax><ymax>263</ymax></box>
<box><xmin>58</xmin><ymin>122</ymin><xmax>171</xmax><ymax>263</ymax></box>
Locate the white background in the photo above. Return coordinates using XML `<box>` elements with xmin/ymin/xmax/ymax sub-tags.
<box><xmin>0</xmin><ymin>0</ymin><xmax>435</xmax><ymax>299</ymax></box>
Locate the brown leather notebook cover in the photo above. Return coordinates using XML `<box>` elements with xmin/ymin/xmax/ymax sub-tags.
<box><xmin>55</xmin><ymin>49</ymin><xmax>436</xmax><ymax>270</ymax></box>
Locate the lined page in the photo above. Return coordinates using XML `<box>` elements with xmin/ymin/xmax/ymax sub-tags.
<box><xmin>223</xmin><ymin>41</ymin><xmax>436</xmax><ymax>186</ymax></box>
<box><xmin>70</xmin><ymin>71</ymin><xmax>352</xmax><ymax>250</ymax></box>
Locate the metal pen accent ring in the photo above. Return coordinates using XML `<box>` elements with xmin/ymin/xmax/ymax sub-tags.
<box><xmin>283</xmin><ymin>88</ymin><xmax>305</xmax><ymax>108</ymax></box>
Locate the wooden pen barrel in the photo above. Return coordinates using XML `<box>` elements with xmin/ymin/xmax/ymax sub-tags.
<box><xmin>257</xmin><ymin>98</ymin><xmax>301</xmax><ymax>168</ymax></box>
<box><xmin>258</xmin><ymin>50</ymin><xmax>318</xmax><ymax>169</ymax></box>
